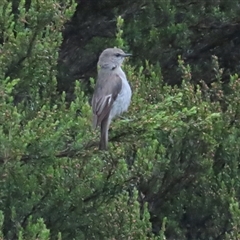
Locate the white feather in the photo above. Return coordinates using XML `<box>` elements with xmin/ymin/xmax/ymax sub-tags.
<box><xmin>110</xmin><ymin>67</ymin><xmax>132</xmax><ymax>121</ymax></box>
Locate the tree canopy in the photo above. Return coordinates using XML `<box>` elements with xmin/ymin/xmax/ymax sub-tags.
<box><xmin>1</xmin><ymin>0</ymin><xmax>240</xmax><ymax>239</ymax></box>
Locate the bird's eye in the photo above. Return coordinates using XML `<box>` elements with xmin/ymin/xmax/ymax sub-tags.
<box><xmin>115</xmin><ymin>53</ymin><xmax>121</xmax><ymax>57</ymax></box>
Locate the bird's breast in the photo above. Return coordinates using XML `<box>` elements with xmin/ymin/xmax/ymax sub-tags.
<box><xmin>110</xmin><ymin>74</ymin><xmax>132</xmax><ymax>120</ymax></box>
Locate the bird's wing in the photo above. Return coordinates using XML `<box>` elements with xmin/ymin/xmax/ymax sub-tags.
<box><xmin>92</xmin><ymin>72</ymin><xmax>122</xmax><ymax>128</ymax></box>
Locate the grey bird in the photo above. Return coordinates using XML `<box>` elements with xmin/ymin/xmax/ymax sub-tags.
<box><xmin>92</xmin><ymin>48</ymin><xmax>132</xmax><ymax>150</ymax></box>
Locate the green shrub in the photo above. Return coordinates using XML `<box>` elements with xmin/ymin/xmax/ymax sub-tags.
<box><xmin>1</xmin><ymin>1</ymin><xmax>240</xmax><ymax>240</ymax></box>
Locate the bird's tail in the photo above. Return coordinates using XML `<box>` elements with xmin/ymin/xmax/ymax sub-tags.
<box><xmin>99</xmin><ymin>117</ymin><xmax>109</xmax><ymax>150</ymax></box>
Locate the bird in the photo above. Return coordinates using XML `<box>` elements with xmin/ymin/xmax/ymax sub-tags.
<box><xmin>91</xmin><ymin>48</ymin><xmax>132</xmax><ymax>150</ymax></box>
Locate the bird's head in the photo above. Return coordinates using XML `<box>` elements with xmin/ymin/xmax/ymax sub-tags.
<box><xmin>98</xmin><ymin>48</ymin><xmax>131</xmax><ymax>70</ymax></box>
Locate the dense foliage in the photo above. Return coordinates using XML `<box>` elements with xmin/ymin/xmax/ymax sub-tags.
<box><xmin>59</xmin><ymin>0</ymin><xmax>240</xmax><ymax>91</ymax></box>
<box><xmin>1</xmin><ymin>0</ymin><xmax>240</xmax><ymax>239</ymax></box>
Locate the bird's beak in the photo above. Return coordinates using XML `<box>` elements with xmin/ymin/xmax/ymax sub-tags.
<box><xmin>122</xmin><ymin>53</ymin><xmax>132</xmax><ymax>57</ymax></box>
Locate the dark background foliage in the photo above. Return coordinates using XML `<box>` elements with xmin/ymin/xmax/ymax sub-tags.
<box><xmin>59</xmin><ymin>0</ymin><xmax>240</xmax><ymax>91</ymax></box>
<box><xmin>1</xmin><ymin>0</ymin><xmax>240</xmax><ymax>239</ymax></box>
